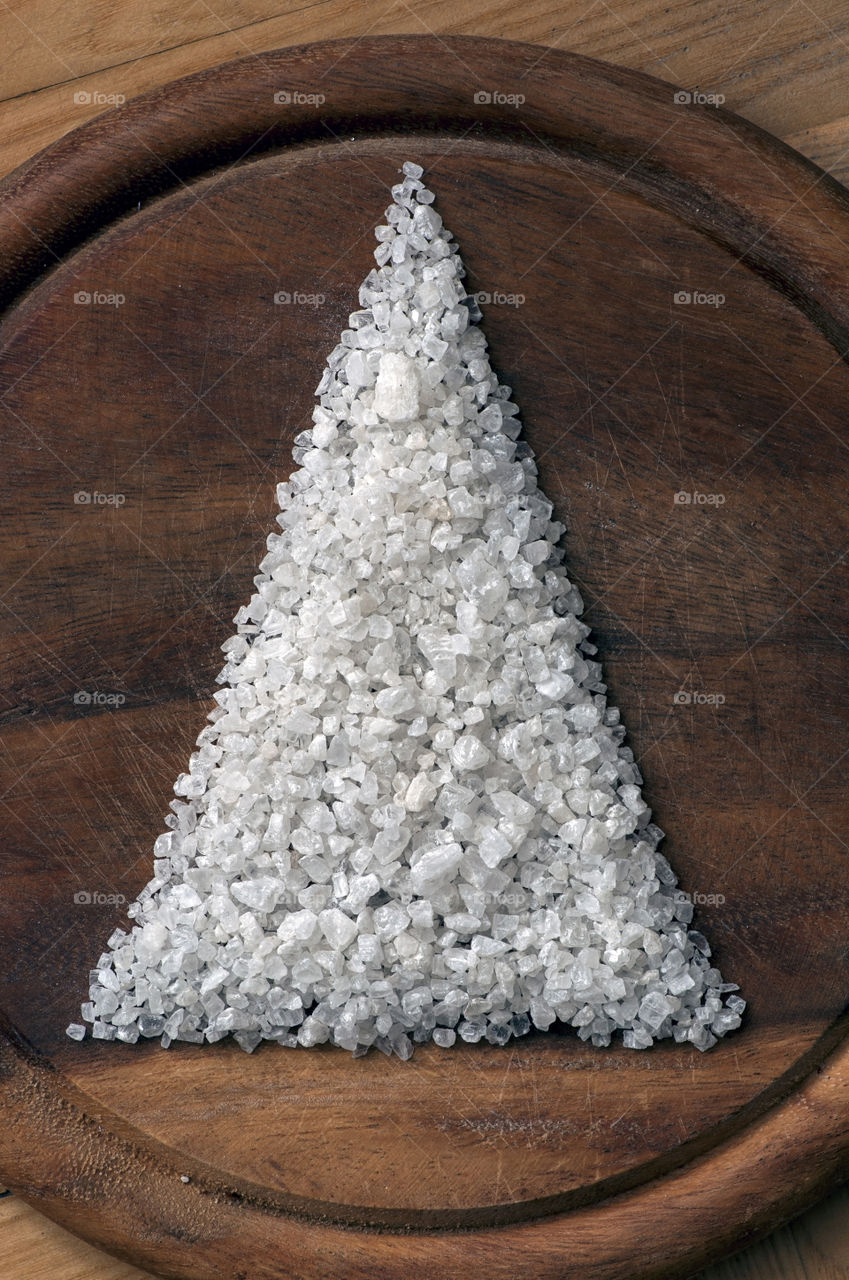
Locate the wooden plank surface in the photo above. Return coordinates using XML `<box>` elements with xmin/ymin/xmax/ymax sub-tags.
<box><xmin>3</xmin><ymin>1181</ymin><xmax>849</xmax><ymax>1280</ymax></box>
<box><xmin>2</xmin><ymin>0</ymin><xmax>849</xmax><ymax>188</ymax></box>
<box><xmin>2</xmin><ymin>4</ymin><xmax>848</xmax><ymax>1279</ymax></box>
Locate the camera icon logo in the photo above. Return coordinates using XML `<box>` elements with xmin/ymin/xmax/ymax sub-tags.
<box><xmin>274</xmin><ymin>91</ymin><xmax>292</xmax><ymax>104</ymax></box>
<box><xmin>673</xmin><ymin>691</ymin><xmax>692</xmax><ymax>705</ymax></box>
<box><xmin>73</xmin><ymin>890</ymin><xmax>92</xmax><ymax>904</ymax></box>
<box><xmin>673</xmin><ymin>491</ymin><xmax>691</xmax><ymax>505</ymax></box>
<box><xmin>474</xmin><ymin>90</ymin><xmax>492</xmax><ymax>104</ymax></box>
<box><xmin>74</xmin><ymin>90</ymin><xmax>92</xmax><ymax>105</ymax></box>
<box><xmin>674</xmin><ymin>91</ymin><xmax>692</xmax><ymax>104</ymax></box>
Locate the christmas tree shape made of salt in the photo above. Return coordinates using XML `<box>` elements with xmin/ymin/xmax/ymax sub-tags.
<box><xmin>68</xmin><ymin>162</ymin><xmax>744</xmax><ymax>1058</ymax></box>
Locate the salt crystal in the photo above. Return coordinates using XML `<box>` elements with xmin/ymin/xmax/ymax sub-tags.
<box><xmin>638</xmin><ymin>992</ymin><xmax>674</xmax><ymax>1031</ymax></box>
<box><xmin>478</xmin><ymin>826</ymin><xmax>512</xmax><ymax>869</ymax></box>
<box><xmin>404</xmin><ymin>772</ymin><xmax>437</xmax><ymax>812</ymax></box>
<box><xmin>319</xmin><ymin>908</ymin><xmax>358</xmax><ymax>950</ymax></box>
<box><xmin>277</xmin><ymin>909</ymin><xmax>319</xmax><ymax>945</ymax></box>
<box><xmin>410</xmin><ymin>843</ymin><xmax>464</xmax><ymax>895</ymax></box>
<box><xmin>449</xmin><ymin>734</ymin><xmax>490</xmax><ymax>772</ymax></box>
<box><xmin>68</xmin><ymin>161</ymin><xmax>743</xmax><ymax>1060</ymax></box>
<box><xmin>491</xmin><ymin>792</ymin><xmax>535</xmax><ymax>824</ymax></box>
<box><xmin>231</xmin><ymin>876</ymin><xmax>283</xmax><ymax>913</ymax></box>
<box><xmin>373</xmin><ymin>902</ymin><xmax>410</xmax><ymax>940</ymax></box>
<box><xmin>372</xmin><ymin>351</ymin><xmax>420</xmax><ymax>422</ymax></box>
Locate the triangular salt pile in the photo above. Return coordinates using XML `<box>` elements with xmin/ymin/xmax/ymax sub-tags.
<box><xmin>68</xmin><ymin>163</ymin><xmax>744</xmax><ymax>1057</ymax></box>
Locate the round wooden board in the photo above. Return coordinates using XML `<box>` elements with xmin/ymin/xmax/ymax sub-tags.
<box><xmin>2</xmin><ymin>34</ymin><xmax>849</xmax><ymax>1280</ymax></box>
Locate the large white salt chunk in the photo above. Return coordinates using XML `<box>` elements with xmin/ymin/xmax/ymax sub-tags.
<box><xmin>491</xmin><ymin>791</ymin><xmax>535</xmax><ymax>825</ymax></box>
<box><xmin>478</xmin><ymin>826</ymin><xmax>512</xmax><ymax>868</ymax></box>
<box><xmin>404</xmin><ymin>772</ymin><xmax>437</xmax><ymax>812</ymax></box>
<box><xmin>319</xmin><ymin>907</ymin><xmax>358</xmax><ymax>950</ymax></box>
<box><xmin>141</xmin><ymin>921</ymin><xmax>169</xmax><ymax>952</ymax></box>
<box><xmin>372</xmin><ymin>351</ymin><xmax>420</xmax><ymax>422</ymax></box>
<box><xmin>169</xmin><ymin>884</ymin><xmax>202</xmax><ymax>910</ymax></box>
<box><xmin>373</xmin><ymin>902</ymin><xmax>410</xmax><ymax>939</ymax></box>
<box><xmin>375</xmin><ymin>685</ymin><xmax>417</xmax><ymax>716</ymax></box>
<box><xmin>639</xmin><ymin>991</ymin><xmax>675</xmax><ymax>1031</ymax></box>
<box><xmin>410</xmin><ymin>843</ymin><xmax>464</xmax><ymax>895</ymax></box>
<box><xmin>276</xmin><ymin>910</ymin><xmax>319</xmax><ymax>945</ymax></box>
<box><xmin>450</xmin><ymin>734</ymin><xmax>490</xmax><ymax>772</ymax></box>
<box><xmin>231</xmin><ymin>876</ymin><xmax>284</xmax><ymax>913</ymax></box>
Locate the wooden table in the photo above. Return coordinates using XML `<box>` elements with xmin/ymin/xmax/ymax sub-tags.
<box><xmin>2</xmin><ymin>2</ymin><xmax>848</xmax><ymax>1277</ymax></box>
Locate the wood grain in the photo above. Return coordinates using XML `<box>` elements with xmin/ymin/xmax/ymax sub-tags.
<box><xmin>0</xmin><ymin>1195</ymin><xmax>151</xmax><ymax>1280</ymax></box>
<box><xmin>5</xmin><ymin>1182</ymin><xmax>849</xmax><ymax>1280</ymax></box>
<box><xmin>3</xmin><ymin>1</ymin><xmax>849</xmax><ymax>188</ymax></box>
<box><xmin>1</xmin><ymin>17</ymin><xmax>849</xmax><ymax>1280</ymax></box>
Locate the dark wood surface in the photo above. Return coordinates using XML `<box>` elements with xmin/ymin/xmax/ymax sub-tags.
<box><xmin>1</xmin><ymin>34</ymin><xmax>848</xmax><ymax>1280</ymax></box>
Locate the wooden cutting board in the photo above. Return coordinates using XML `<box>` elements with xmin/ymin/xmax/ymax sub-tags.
<box><xmin>1</xmin><ymin>34</ymin><xmax>849</xmax><ymax>1280</ymax></box>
